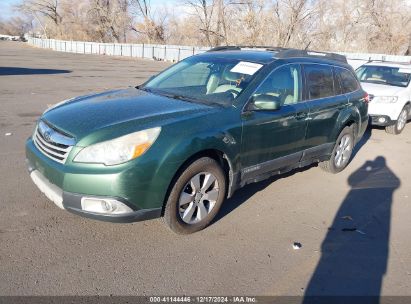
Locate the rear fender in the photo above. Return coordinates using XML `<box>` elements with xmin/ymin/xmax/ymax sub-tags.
<box><xmin>332</xmin><ymin>107</ymin><xmax>361</xmax><ymax>142</ymax></box>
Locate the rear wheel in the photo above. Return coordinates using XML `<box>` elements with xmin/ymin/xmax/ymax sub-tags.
<box><xmin>163</xmin><ymin>157</ymin><xmax>226</xmax><ymax>234</ymax></box>
<box><xmin>319</xmin><ymin>126</ymin><xmax>354</xmax><ymax>174</ymax></box>
<box><xmin>385</xmin><ymin>106</ymin><xmax>409</xmax><ymax>135</ymax></box>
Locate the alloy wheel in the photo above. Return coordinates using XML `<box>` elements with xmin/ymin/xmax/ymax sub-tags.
<box><xmin>397</xmin><ymin>109</ymin><xmax>408</xmax><ymax>131</ymax></box>
<box><xmin>334</xmin><ymin>134</ymin><xmax>353</xmax><ymax>168</ymax></box>
<box><xmin>178</xmin><ymin>172</ymin><xmax>219</xmax><ymax>224</ymax></box>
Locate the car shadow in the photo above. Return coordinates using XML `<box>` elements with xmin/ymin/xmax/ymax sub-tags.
<box><xmin>0</xmin><ymin>67</ymin><xmax>71</xmax><ymax>76</ymax></box>
<box><xmin>303</xmin><ymin>156</ymin><xmax>399</xmax><ymax>303</ymax></box>
<box><xmin>212</xmin><ymin>163</ymin><xmax>317</xmax><ymax>225</ymax></box>
<box><xmin>351</xmin><ymin>126</ymin><xmax>372</xmax><ymax>159</ymax></box>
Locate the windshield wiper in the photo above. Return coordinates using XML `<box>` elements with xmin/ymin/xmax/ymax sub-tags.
<box><xmin>162</xmin><ymin>93</ymin><xmax>198</xmax><ymax>103</ymax></box>
<box><xmin>136</xmin><ymin>85</ymin><xmax>152</xmax><ymax>93</ymax></box>
<box><xmin>363</xmin><ymin>80</ymin><xmax>405</xmax><ymax>88</ymax></box>
<box><xmin>136</xmin><ymin>87</ymin><xmax>223</xmax><ymax>107</ymax></box>
<box><xmin>165</xmin><ymin>92</ymin><xmax>227</xmax><ymax>107</ymax></box>
<box><xmin>386</xmin><ymin>82</ymin><xmax>406</xmax><ymax>87</ymax></box>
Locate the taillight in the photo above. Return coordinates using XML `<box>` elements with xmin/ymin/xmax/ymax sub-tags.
<box><xmin>362</xmin><ymin>92</ymin><xmax>369</xmax><ymax>104</ymax></box>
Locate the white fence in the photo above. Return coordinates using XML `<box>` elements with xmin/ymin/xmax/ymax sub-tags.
<box><xmin>27</xmin><ymin>37</ymin><xmax>210</xmax><ymax>62</ymax></box>
<box><xmin>27</xmin><ymin>37</ymin><xmax>411</xmax><ymax>66</ymax></box>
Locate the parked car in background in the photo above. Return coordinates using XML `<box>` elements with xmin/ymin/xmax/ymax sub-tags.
<box><xmin>0</xmin><ymin>34</ymin><xmax>20</xmax><ymax>41</ymax></box>
<box><xmin>26</xmin><ymin>47</ymin><xmax>368</xmax><ymax>234</ymax></box>
<box><xmin>356</xmin><ymin>61</ymin><xmax>411</xmax><ymax>134</ymax></box>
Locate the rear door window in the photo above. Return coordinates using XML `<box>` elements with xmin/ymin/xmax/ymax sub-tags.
<box><xmin>304</xmin><ymin>65</ymin><xmax>335</xmax><ymax>99</ymax></box>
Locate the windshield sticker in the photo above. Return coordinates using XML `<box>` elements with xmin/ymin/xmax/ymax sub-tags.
<box><xmin>398</xmin><ymin>68</ymin><xmax>411</xmax><ymax>74</ymax></box>
<box><xmin>230</xmin><ymin>61</ymin><xmax>263</xmax><ymax>75</ymax></box>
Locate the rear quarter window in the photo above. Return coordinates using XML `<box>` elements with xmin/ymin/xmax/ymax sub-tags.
<box><xmin>336</xmin><ymin>67</ymin><xmax>359</xmax><ymax>93</ymax></box>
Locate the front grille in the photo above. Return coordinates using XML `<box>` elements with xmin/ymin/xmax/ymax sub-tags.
<box><xmin>33</xmin><ymin>121</ymin><xmax>75</xmax><ymax>164</ymax></box>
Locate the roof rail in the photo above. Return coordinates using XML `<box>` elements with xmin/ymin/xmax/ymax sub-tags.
<box><xmin>365</xmin><ymin>59</ymin><xmax>411</xmax><ymax>65</ymax></box>
<box><xmin>207</xmin><ymin>45</ymin><xmax>285</xmax><ymax>52</ymax></box>
<box><xmin>206</xmin><ymin>45</ymin><xmax>348</xmax><ymax>63</ymax></box>
<box><xmin>275</xmin><ymin>49</ymin><xmax>347</xmax><ymax>63</ymax></box>
<box><xmin>207</xmin><ymin>46</ymin><xmax>241</xmax><ymax>52</ymax></box>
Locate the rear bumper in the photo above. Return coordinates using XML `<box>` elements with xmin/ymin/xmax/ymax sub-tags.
<box><xmin>27</xmin><ymin>162</ymin><xmax>161</xmax><ymax>223</ymax></box>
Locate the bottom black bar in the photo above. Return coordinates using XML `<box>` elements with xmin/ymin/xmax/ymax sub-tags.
<box><xmin>0</xmin><ymin>297</ymin><xmax>411</xmax><ymax>304</ymax></box>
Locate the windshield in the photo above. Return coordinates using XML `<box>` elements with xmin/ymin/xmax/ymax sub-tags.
<box><xmin>356</xmin><ymin>65</ymin><xmax>411</xmax><ymax>87</ymax></box>
<box><xmin>140</xmin><ymin>56</ymin><xmax>264</xmax><ymax>106</ymax></box>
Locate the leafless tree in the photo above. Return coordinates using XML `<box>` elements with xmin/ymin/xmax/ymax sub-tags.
<box><xmin>11</xmin><ymin>0</ymin><xmax>411</xmax><ymax>55</ymax></box>
<box><xmin>405</xmin><ymin>35</ymin><xmax>411</xmax><ymax>56</ymax></box>
<box><xmin>129</xmin><ymin>0</ymin><xmax>167</xmax><ymax>43</ymax></box>
<box><xmin>87</xmin><ymin>0</ymin><xmax>129</xmax><ymax>42</ymax></box>
<box><xmin>0</xmin><ymin>16</ymin><xmax>33</xmax><ymax>37</ymax></box>
<box><xmin>184</xmin><ymin>0</ymin><xmax>220</xmax><ymax>46</ymax></box>
<box><xmin>17</xmin><ymin>0</ymin><xmax>62</xmax><ymax>38</ymax></box>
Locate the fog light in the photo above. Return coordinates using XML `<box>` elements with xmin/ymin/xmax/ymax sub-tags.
<box><xmin>378</xmin><ymin>117</ymin><xmax>386</xmax><ymax>123</ymax></box>
<box><xmin>81</xmin><ymin>197</ymin><xmax>133</xmax><ymax>214</ymax></box>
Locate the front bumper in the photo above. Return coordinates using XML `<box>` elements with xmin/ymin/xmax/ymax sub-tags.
<box><xmin>26</xmin><ymin>135</ymin><xmax>171</xmax><ymax>212</ymax></box>
<box><xmin>28</xmin><ymin>167</ymin><xmax>161</xmax><ymax>223</ymax></box>
<box><xmin>367</xmin><ymin>101</ymin><xmax>402</xmax><ymax>122</ymax></box>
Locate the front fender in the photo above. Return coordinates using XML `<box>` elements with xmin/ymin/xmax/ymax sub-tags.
<box><xmin>138</xmin><ymin>124</ymin><xmax>242</xmax><ymax>209</ymax></box>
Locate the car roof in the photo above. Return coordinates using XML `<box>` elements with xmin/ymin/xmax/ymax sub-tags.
<box><xmin>362</xmin><ymin>61</ymin><xmax>411</xmax><ymax>69</ymax></box>
<box><xmin>194</xmin><ymin>47</ymin><xmax>349</xmax><ymax>66</ymax></box>
<box><xmin>194</xmin><ymin>50</ymin><xmax>277</xmax><ymax>64</ymax></box>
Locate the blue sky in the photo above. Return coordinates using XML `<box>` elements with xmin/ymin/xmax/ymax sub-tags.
<box><xmin>0</xmin><ymin>0</ymin><xmax>22</xmax><ymax>20</ymax></box>
<box><xmin>0</xmin><ymin>0</ymin><xmax>177</xmax><ymax>20</ymax></box>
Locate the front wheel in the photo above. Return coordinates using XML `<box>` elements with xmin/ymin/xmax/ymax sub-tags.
<box><xmin>163</xmin><ymin>157</ymin><xmax>226</xmax><ymax>234</ymax></box>
<box><xmin>319</xmin><ymin>126</ymin><xmax>354</xmax><ymax>174</ymax></box>
<box><xmin>385</xmin><ymin>106</ymin><xmax>409</xmax><ymax>135</ymax></box>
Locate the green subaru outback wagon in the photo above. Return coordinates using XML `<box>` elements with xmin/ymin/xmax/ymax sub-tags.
<box><xmin>26</xmin><ymin>47</ymin><xmax>368</xmax><ymax>233</ymax></box>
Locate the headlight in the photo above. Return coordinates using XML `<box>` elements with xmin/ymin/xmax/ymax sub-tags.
<box><xmin>74</xmin><ymin>127</ymin><xmax>161</xmax><ymax>165</ymax></box>
<box><xmin>374</xmin><ymin>96</ymin><xmax>398</xmax><ymax>103</ymax></box>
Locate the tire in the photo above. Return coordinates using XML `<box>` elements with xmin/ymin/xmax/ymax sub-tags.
<box><xmin>319</xmin><ymin>126</ymin><xmax>354</xmax><ymax>174</ymax></box>
<box><xmin>385</xmin><ymin>106</ymin><xmax>409</xmax><ymax>135</ymax></box>
<box><xmin>163</xmin><ymin>157</ymin><xmax>226</xmax><ymax>234</ymax></box>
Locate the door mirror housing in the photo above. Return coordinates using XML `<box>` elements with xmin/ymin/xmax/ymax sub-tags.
<box><xmin>250</xmin><ymin>94</ymin><xmax>282</xmax><ymax>111</ymax></box>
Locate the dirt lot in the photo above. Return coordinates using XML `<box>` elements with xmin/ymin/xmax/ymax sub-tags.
<box><xmin>0</xmin><ymin>41</ymin><xmax>410</xmax><ymax>297</ymax></box>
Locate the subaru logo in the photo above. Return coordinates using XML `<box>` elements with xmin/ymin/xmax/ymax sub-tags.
<box><xmin>43</xmin><ymin>131</ymin><xmax>52</xmax><ymax>142</ymax></box>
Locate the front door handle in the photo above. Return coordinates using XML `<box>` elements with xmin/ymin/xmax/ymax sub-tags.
<box><xmin>294</xmin><ymin>112</ymin><xmax>308</xmax><ymax>120</ymax></box>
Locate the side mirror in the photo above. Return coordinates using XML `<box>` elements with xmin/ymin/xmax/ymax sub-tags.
<box><xmin>251</xmin><ymin>94</ymin><xmax>282</xmax><ymax>111</ymax></box>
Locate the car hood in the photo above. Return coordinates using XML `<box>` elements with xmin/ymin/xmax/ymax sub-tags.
<box><xmin>42</xmin><ymin>88</ymin><xmax>215</xmax><ymax>143</ymax></box>
<box><xmin>360</xmin><ymin>82</ymin><xmax>404</xmax><ymax>97</ymax></box>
